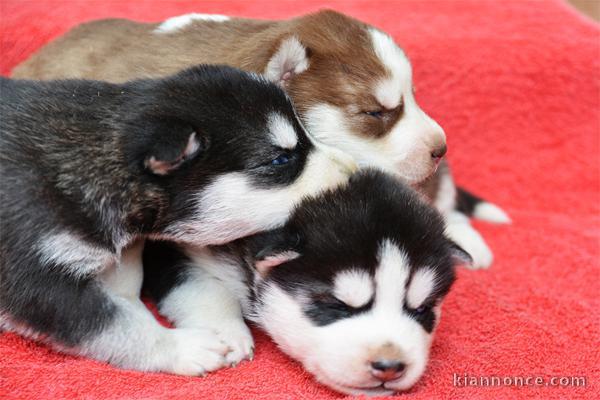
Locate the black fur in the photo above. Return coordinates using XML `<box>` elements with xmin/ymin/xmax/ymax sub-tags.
<box><xmin>142</xmin><ymin>240</ymin><xmax>192</xmax><ymax>303</ymax></box>
<box><xmin>245</xmin><ymin>169</ymin><xmax>462</xmax><ymax>330</ymax></box>
<box><xmin>0</xmin><ymin>65</ymin><xmax>314</xmax><ymax>349</ymax></box>
<box><xmin>145</xmin><ymin>169</ymin><xmax>468</xmax><ymax>333</ymax></box>
<box><xmin>455</xmin><ymin>186</ymin><xmax>484</xmax><ymax>217</ymax></box>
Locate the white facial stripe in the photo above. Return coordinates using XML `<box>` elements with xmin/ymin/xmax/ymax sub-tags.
<box><xmin>374</xmin><ymin>240</ymin><xmax>410</xmax><ymax>313</ymax></box>
<box><xmin>268</xmin><ymin>113</ymin><xmax>298</xmax><ymax>149</ymax></box>
<box><xmin>37</xmin><ymin>232</ymin><xmax>116</xmax><ymax>277</ymax></box>
<box><xmin>154</xmin><ymin>13</ymin><xmax>230</xmax><ymax>34</ymax></box>
<box><xmin>369</xmin><ymin>28</ymin><xmax>412</xmax><ymax>110</ymax></box>
<box><xmin>333</xmin><ymin>270</ymin><xmax>373</xmax><ymax>308</ymax></box>
<box><xmin>406</xmin><ymin>268</ymin><xmax>436</xmax><ymax>309</ymax></box>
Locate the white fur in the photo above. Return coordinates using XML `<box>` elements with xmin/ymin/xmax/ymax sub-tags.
<box><xmin>79</xmin><ymin>293</ymin><xmax>229</xmax><ymax>375</ymax></box>
<box><xmin>36</xmin><ymin>231</ymin><xmax>116</xmax><ymax>278</ymax></box>
<box><xmin>445</xmin><ymin>211</ymin><xmax>493</xmax><ymax>269</ymax></box>
<box><xmin>159</xmin><ymin>248</ymin><xmax>253</xmax><ymax>365</ymax></box>
<box><xmin>433</xmin><ymin>170</ymin><xmax>458</xmax><ymax>216</ymax></box>
<box><xmin>264</xmin><ymin>36</ymin><xmax>309</xmax><ymax>84</ymax></box>
<box><xmin>256</xmin><ymin>241</ymin><xmax>434</xmax><ymax>396</ymax></box>
<box><xmin>296</xmin><ymin>29</ymin><xmax>445</xmax><ymax>184</ymax></box>
<box><xmin>154</xmin><ymin>13</ymin><xmax>230</xmax><ymax>34</ymax></box>
<box><xmin>333</xmin><ymin>270</ymin><xmax>373</xmax><ymax>308</ymax></box>
<box><xmin>268</xmin><ymin>113</ymin><xmax>298</xmax><ymax>149</ymax></box>
<box><xmin>375</xmin><ymin>240</ymin><xmax>410</xmax><ymax>310</ymax></box>
<box><xmin>473</xmin><ymin>202</ymin><xmax>511</xmax><ymax>223</ymax></box>
<box><xmin>432</xmin><ymin>166</ymin><xmax>507</xmax><ymax>267</ymax></box>
<box><xmin>369</xmin><ymin>29</ymin><xmax>446</xmax><ymax>183</ymax></box>
<box><xmin>98</xmin><ymin>238</ymin><xmax>145</xmax><ymax>301</ymax></box>
<box><xmin>68</xmin><ymin>237</ymin><xmax>231</xmax><ymax>375</ymax></box>
<box><xmin>161</xmin><ymin>144</ymin><xmax>356</xmax><ymax>246</ymax></box>
<box><xmin>370</xmin><ymin>29</ymin><xmax>410</xmax><ymax>111</ymax></box>
<box><xmin>303</xmin><ymin>100</ymin><xmax>443</xmax><ymax>184</ymax></box>
<box><xmin>406</xmin><ymin>268</ymin><xmax>436</xmax><ymax>309</ymax></box>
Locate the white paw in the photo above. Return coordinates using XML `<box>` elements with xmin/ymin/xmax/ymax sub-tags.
<box><xmin>164</xmin><ymin>327</ymin><xmax>230</xmax><ymax>376</ymax></box>
<box><xmin>214</xmin><ymin>321</ymin><xmax>254</xmax><ymax>366</ymax></box>
<box><xmin>445</xmin><ymin>216</ymin><xmax>493</xmax><ymax>269</ymax></box>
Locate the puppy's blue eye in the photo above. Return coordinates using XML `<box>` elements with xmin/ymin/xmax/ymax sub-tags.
<box><xmin>271</xmin><ymin>153</ymin><xmax>290</xmax><ymax>166</ymax></box>
<box><xmin>365</xmin><ymin>110</ymin><xmax>383</xmax><ymax>118</ymax></box>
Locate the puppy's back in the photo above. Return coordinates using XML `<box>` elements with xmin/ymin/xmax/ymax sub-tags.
<box><xmin>12</xmin><ymin>17</ymin><xmax>275</xmax><ymax>83</ymax></box>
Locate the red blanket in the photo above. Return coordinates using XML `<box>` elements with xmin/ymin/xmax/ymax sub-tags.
<box><xmin>1</xmin><ymin>1</ymin><xmax>598</xmax><ymax>399</ymax></box>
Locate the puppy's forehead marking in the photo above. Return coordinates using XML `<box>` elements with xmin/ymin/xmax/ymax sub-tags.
<box><xmin>406</xmin><ymin>268</ymin><xmax>437</xmax><ymax>309</ymax></box>
<box><xmin>333</xmin><ymin>270</ymin><xmax>373</xmax><ymax>308</ymax></box>
<box><xmin>369</xmin><ymin>28</ymin><xmax>412</xmax><ymax>110</ymax></box>
<box><xmin>268</xmin><ymin>113</ymin><xmax>298</xmax><ymax>149</ymax></box>
<box><xmin>154</xmin><ymin>13</ymin><xmax>230</xmax><ymax>34</ymax></box>
<box><xmin>374</xmin><ymin>240</ymin><xmax>410</xmax><ymax>312</ymax></box>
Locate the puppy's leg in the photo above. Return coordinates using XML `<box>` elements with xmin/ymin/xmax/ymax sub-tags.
<box><xmin>1</xmin><ymin>245</ymin><xmax>229</xmax><ymax>375</ymax></box>
<box><xmin>144</xmin><ymin>241</ymin><xmax>254</xmax><ymax>365</ymax></box>
<box><xmin>444</xmin><ymin>211</ymin><xmax>493</xmax><ymax>269</ymax></box>
<box><xmin>429</xmin><ymin>165</ymin><xmax>494</xmax><ymax>269</ymax></box>
<box><xmin>80</xmin><ymin>291</ymin><xmax>230</xmax><ymax>375</ymax></box>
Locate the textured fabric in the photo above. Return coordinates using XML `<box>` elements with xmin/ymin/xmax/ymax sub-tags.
<box><xmin>1</xmin><ymin>1</ymin><xmax>598</xmax><ymax>399</ymax></box>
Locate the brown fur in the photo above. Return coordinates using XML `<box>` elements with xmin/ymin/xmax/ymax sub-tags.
<box><xmin>13</xmin><ymin>11</ymin><xmax>392</xmax><ymax>138</ymax></box>
<box><xmin>13</xmin><ymin>9</ymin><xmax>444</xmax><ymax>197</ymax></box>
<box><xmin>367</xmin><ymin>342</ymin><xmax>406</xmax><ymax>363</ymax></box>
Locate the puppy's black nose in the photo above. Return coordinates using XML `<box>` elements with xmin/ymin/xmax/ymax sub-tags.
<box><xmin>431</xmin><ymin>144</ymin><xmax>447</xmax><ymax>160</ymax></box>
<box><xmin>370</xmin><ymin>359</ymin><xmax>406</xmax><ymax>381</ymax></box>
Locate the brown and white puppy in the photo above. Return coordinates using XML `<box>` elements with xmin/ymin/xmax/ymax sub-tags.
<box><xmin>12</xmin><ymin>10</ymin><xmax>509</xmax><ymax>266</ymax></box>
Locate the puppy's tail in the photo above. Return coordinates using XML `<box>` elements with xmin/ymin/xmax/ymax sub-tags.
<box><xmin>455</xmin><ymin>187</ymin><xmax>511</xmax><ymax>224</ymax></box>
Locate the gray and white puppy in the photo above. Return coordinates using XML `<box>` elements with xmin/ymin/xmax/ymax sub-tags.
<box><xmin>144</xmin><ymin>169</ymin><xmax>471</xmax><ymax>395</ymax></box>
<box><xmin>0</xmin><ymin>65</ymin><xmax>354</xmax><ymax>374</ymax></box>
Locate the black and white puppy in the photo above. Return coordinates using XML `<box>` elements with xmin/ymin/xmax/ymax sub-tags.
<box><xmin>0</xmin><ymin>66</ymin><xmax>355</xmax><ymax>374</ymax></box>
<box><xmin>144</xmin><ymin>170</ymin><xmax>471</xmax><ymax>395</ymax></box>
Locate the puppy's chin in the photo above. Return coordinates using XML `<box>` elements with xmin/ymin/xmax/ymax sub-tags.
<box><xmin>308</xmin><ymin>360</ymin><xmax>425</xmax><ymax>396</ymax></box>
<box><xmin>396</xmin><ymin>159</ymin><xmax>440</xmax><ymax>186</ymax></box>
<box><xmin>318</xmin><ymin>380</ymin><xmax>394</xmax><ymax>397</ymax></box>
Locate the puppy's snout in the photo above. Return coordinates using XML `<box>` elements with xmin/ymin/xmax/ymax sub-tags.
<box><xmin>370</xmin><ymin>359</ymin><xmax>406</xmax><ymax>381</ymax></box>
<box><xmin>431</xmin><ymin>144</ymin><xmax>447</xmax><ymax>161</ymax></box>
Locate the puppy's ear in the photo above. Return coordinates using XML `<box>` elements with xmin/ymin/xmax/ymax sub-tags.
<box><xmin>143</xmin><ymin>119</ymin><xmax>206</xmax><ymax>175</ymax></box>
<box><xmin>246</xmin><ymin>228</ymin><xmax>302</xmax><ymax>277</ymax></box>
<box><xmin>264</xmin><ymin>36</ymin><xmax>310</xmax><ymax>86</ymax></box>
<box><xmin>448</xmin><ymin>242</ymin><xmax>473</xmax><ymax>268</ymax></box>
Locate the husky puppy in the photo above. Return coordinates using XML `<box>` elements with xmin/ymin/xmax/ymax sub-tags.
<box><xmin>0</xmin><ymin>66</ymin><xmax>355</xmax><ymax>374</ymax></box>
<box><xmin>144</xmin><ymin>169</ymin><xmax>471</xmax><ymax>395</ymax></box>
<box><xmin>12</xmin><ymin>10</ymin><xmax>510</xmax><ymax>268</ymax></box>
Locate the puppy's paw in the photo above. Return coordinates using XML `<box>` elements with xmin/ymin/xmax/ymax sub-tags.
<box><xmin>445</xmin><ymin>217</ymin><xmax>493</xmax><ymax>269</ymax></box>
<box><xmin>214</xmin><ymin>321</ymin><xmax>254</xmax><ymax>366</ymax></box>
<box><xmin>164</xmin><ymin>327</ymin><xmax>230</xmax><ymax>376</ymax></box>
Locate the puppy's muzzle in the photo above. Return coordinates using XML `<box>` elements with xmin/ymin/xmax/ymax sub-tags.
<box><xmin>370</xmin><ymin>359</ymin><xmax>407</xmax><ymax>382</ymax></box>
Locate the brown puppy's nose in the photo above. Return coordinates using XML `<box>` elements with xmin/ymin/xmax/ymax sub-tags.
<box><xmin>370</xmin><ymin>359</ymin><xmax>406</xmax><ymax>381</ymax></box>
<box><xmin>431</xmin><ymin>144</ymin><xmax>447</xmax><ymax>160</ymax></box>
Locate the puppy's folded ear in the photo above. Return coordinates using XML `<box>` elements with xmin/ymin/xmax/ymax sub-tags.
<box><xmin>264</xmin><ymin>36</ymin><xmax>311</xmax><ymax>86</ymax></box>
<box><xmin>245</xmin><ymin>228</ymin><xmax>303</xmax><ymax>277</ymax></box>
<box><xmin>140</xmin><ymin>119</ymin><xmax>206</xmax><ymax>176</ymax></box>
<box><xmin>448</xmin><ymin>242</ymin><xmax>473</xmax><ymax>268</ymax></box>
